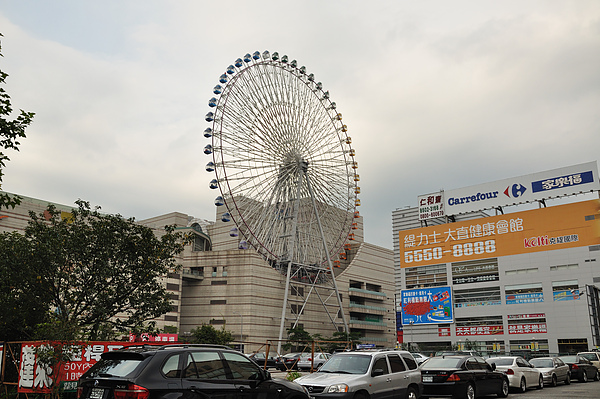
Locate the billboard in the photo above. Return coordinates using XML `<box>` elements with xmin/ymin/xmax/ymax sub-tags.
<box><xmin>418</xmin><ymin>192</ymin><xmax>445</xmax><ymax>221</ymax></box>
<box><xmin>444</xmin><ymin>162</ymin><xmax>599</xmax><ymax>215</ymax></box>
<box><xmin>401</xmin><ymin>286</ymin><xmax>453</xmax><ymax>325</ymax></box>
<box><xmin>400</xmin><ymin>199</ymin><xmax>600</xmax><ymax>268</ymax></box>
<box><xmin>17</xmin><ymin>341</ymin><xmax>165</xmax><ymax>393</ymax></box>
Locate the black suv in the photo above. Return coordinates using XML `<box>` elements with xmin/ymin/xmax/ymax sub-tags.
<box><xmin>77</xmin><ymin>344</ymin><xmax>310</xmax><ymax>399</ymax></box>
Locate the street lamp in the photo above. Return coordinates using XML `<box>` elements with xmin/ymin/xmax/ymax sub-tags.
<box><xmin>409</xmin><ymin>321</ymin><xmax>414</xmax><ymax>352</ymax></box>
<box><xmin>233</xmin><ymin>311</ymin><xmax>244</xmax><ymax>342</ymax></box>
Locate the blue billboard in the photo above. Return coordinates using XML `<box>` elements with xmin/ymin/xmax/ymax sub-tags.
<box><xmin>401</xmin><ymin>286</ymin><xmax>454</xmax><ymax>325</ymax></box>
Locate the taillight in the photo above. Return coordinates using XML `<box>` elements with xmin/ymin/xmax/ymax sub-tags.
<box><xmin>446</xmin><ymin>374</ymin><xmax>460</xmax><ymax>382</ymax></box>
<box><xmin>571</xmin><ymin>364</ymin><xmax>578</xmax><ymax>370</ymax></box>
<box><xmin>113</xmin><ymin>384</ymin><xmax>150</xmax><ymax>399</ymax></box>
<box><xmin>77</xmin><ymin>387</ymin><xmax>83</xmax><ymax>399</ymax></box>
<box><xmin>505</xmin><ymin>368</ymin><xmax>514</xmax><ymax>375</ymax></box>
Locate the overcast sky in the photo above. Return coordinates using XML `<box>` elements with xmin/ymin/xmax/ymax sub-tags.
<box><xmin>1</xmin><ymin>1</ymin><xmax>599</xmax><ymax>249</ymax></box>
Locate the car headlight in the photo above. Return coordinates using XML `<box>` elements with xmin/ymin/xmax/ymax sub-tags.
<box><xmin>543</xmin><ymin>372</ymin><xmax>551</xmax><ymax>376</ymax></box>
<box><xmin>327</xmin><ymin>384</ymin><xmax>349</xmax><ymax>393</ymax></box>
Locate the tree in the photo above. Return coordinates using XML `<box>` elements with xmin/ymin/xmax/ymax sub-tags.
<box><xmin>0</xmin><ymin>33</ymin><xmax>35</xmax><ymax>209</ymax></box>
<box><xmin>283</xmin><ymin>327</ymin><xmax>313</xmax><ymax>352</ymax></box>
<box><xmin>0</xmin><ymin>200</ymin><xmax>189</xmax><ymax>341</ymax></box>
<box><xmin>188</xmin><ymin>324</ymin><xmax>233</xmax><ymax>346</ymax></box>
<box><xmin>0</xmin><ymin>232</ymin><xmax>51</xmax><ymax>340</ymax></box>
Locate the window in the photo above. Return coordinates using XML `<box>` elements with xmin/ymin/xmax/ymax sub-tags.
<box><xmin>452</xmin><ymin>258</ymin><xmax>498</xmax><ymax>285</ymax></box>
<box><xmin>209</xmin><ymin>319</ymin><xmax>225</xmax><ymax>325</ymax></box>
<box><xmin>505</xmin><ymin>283</ymin><xmax>543</xmax><ymax>304</ymax></box>
<box><xmin>372</xmin><ymin>357</ymin><xmax>389</xmax><ymax>374</ymax></box>
<box><xmin>456</xmin><ymin>316</ymin><xmax>503</xmax><ymax>336</ymax></box>
<box><xmin>550</xmin><ymin>263</ymin><xmax>579</xmax><ymax>271</ymax></box>
<box><xmin>387</xmin><ymin>354</ymin><xmax>406</xmax><ymax>372</ymax></box>
<box><xmin>291</xmin><ymin>286</ymin><xmax>304</xmax><ymax>296</ymax></box>
<box><xmin>454</xmin><ymin>286</ymin><xmax>501</xmax><ymax>308</ymax></box>
<box><xmin>162</xmin><ymin>354</ymin><xmax>182</xmax><ymax>378</ymax></box>
<box><xmin>210</xmin><ymin>299</ymin><xmax>227</xmax><ymax>305</ymax></box>
<box><xmin>505</xmin><ymin>267</ymin><xmax>538</xmax><ymax>276</ymax></box>
<box><xmin>291</xmin><ymin>304</ymin><xmax>304</xmax><ymax>315</ymax></box>
<box><xmin>186</xmin><ymin>351</ymin><xmax>227</xmax><ymax>379</ymax></box>
<box><xmin>401</xmin><ymin>353</ymin><xmax>418</xmax><ymax>370</ymax></box>
<box><xmin>222</xmin><ymin>352</ymin><xmax>261</xmax><ymax>379</ymax></box>
<box><xmin>405</xmin><ymin>264</ymin><xmax>447</xmax><ymax>289</ymax></box>
<box><xmin>552</xmin><ymin>280</ymin><xmax>580</xmax><ymax>301</ymax></box>
<box><xmin>166</xmin><ymin>283</ymin><xmax>180</xmax><ymax>291</ymax></box>
<box><xmin>211</xmin><ymin>280</ymin><xmax>227</xmax><ymax>285</ymax></box>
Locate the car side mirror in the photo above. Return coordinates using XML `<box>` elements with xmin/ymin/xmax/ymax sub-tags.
<box><xmin>372</xmin><ymin>369</ymin><xmax>384</xmax><ymax>377</ymax></box>
<box><xmin>490</xmin><ymin>363</ymin><xmax>496</xmax><ymax>371</ymax></box>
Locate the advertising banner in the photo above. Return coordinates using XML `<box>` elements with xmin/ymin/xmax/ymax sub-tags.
<box><xmin>508</xmin><ymin>323</ymin><xmax>548</xmax><ymax>334</ymax></box>
<box><xmin>506</xmin><ymin>292</ymin><xmax>544</xmax><ymax>304</ymax></box>
<box><xmin>553</xmin><ymin>289</ymin><xmax>580</xmax><ymax>301</ymax></box>
<box><xmin>17</xmin><ymin>341</ymin><xmax>163</xmax><ymax>393</ymax></box>
<box><xmin>456</xmin><ymin>325</ymin><xmax>503</xmax><ymax>336</ymax></box>
<box><xmin>418</xmin><ymin>192</ymin><xmax>445</xmax><ymax>221</ymax></box>
<box><xmin>444</xmin><ymin>162</ymin><xmax>599</xmax><ymax>215</ymax></box>
<box><xmin>400</xmin><ymin>199</ymin><xmax>600</xmax><ymax>268</ymax></box>
<box><xmin>401</xmin><ymin>286</ymin><xmax>453</xmax><ymax>325</ymax></box>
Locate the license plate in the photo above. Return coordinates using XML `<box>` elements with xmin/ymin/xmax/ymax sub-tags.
<box><xmin>90</xmin><ymin>388</ymin><xmax>104</xmax><ymax>399</ymax></box>
<box><xmin>423</xmin><ymin>376</ymin><xmax>433</xmax><ymax>382</ymax></box>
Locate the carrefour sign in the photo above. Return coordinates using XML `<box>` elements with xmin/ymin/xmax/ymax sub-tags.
<box><xmin>444</xmin><ymin>162</ymin><xmax>599</xmax><ymax>215</ymax></box>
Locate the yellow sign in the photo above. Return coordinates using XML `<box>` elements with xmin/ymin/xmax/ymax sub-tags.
<box><xmin>400</xmin><ymin>199</ymin><xmax>600</xmax><ymax>268</ymax></box>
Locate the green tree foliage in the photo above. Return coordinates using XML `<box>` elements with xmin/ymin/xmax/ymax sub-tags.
<box><xmin>188</xmin><ymin>324</ymin><xmax>233</xmax><ymax>346</ymax></box>
<box><xmin>0</xmin><ymin>33</ymin><xmax>35</xmax><ymax>209</ymax></box>
<box><xmin>0</xmin><ymin>232</ymin><xmax>51</xmax><ymax>340</ymax></box>
<box><xmin>0</xmin><ymin>200</ymin><xmax>188</xmax><ymax>341</ymax></box>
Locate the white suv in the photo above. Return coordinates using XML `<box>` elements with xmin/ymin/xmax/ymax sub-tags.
<box><xmin>294</xmin><ymin>350</ymin><xmax>422</xmax><ymax>399</ymax></box>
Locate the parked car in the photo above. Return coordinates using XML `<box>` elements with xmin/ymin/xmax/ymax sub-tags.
<box><xmin>487</xmin><ymin>356</ymin><xmax>543</xmax><ymax>392</ymax></box>
<box><xmin>280</xmin><ymin>352</ymin><xmax>303</xmax><ymax>370</ymax></box>
<box><xmin>420</xmin><ymin>355</ymin><xmax>509</xmax><ymax>399</ymax></box>
<box><xmin>558</xmin><ymin>354</ymin><xmax>600</xmax><ymax>382</ymax></box>
<box><xmin>77</xmin><ymin>344</ymin><xmax>311</xmax><ymax>399</ymax></box>
<box><xmin>529</xmin><ymin>357</ymin><xmax>571</xmax><ymax>386</ymax></box>
<box><xmin>297</xmin><ymin>352</ymin><xmax>331</xmax><ymax>371</ymax></box>
<box><xmin>578</xmin><ymin>351</ymin><xmax>600</xmax><ymax>369</ymax></box>
<box><xmin>248</xmin><ymin>351</ymin><xmax>283</xmax><ymax>370</ymax></box>
<box><xmin>434</xmin><ymin>350</ymin><xmax>481</xmax><ymax>357</ymax></box>
<box><xmin>294</xmin><ymin>350</ymin><xmax>422</xmax><ymax>399</ymax></box>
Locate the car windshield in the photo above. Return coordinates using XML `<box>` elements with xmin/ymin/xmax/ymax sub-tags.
<box><xmin>530</xmin><ymin>359</ymin><xmax>553</xmax><ymax>368</ymax></box>
<box><xmin>421</xmin><ymin>357</ymin><xmax>463</xmax><ymax>369</ymax></box>
<box><xmin>559</xmin><ymin>356</ymin><xmax>577</xmax><ymax>363</ymax></box>
<box><xmin>318</xmin><ymin>354</ymin><xmax>371</xmax><ymax>374</ymax></box>
<box><xmin>579</xmin><ymin>353</ymin><xmax>597</xmax><ymax>361</ymax></box>
<box><xmin>488</xmin><ymin>358</ymin><xmax>514</xmax><ymax>366</ymax></box>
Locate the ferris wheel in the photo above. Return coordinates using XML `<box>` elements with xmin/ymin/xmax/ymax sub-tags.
<box><xmin>204</xmin><ymin>50</ymin><xmax>359</xmax><ymax>267</ymax></box>
<box><xmin>203</xmin><ymin>51</ymin><xmax>360</xmax><ymax>344</ymax></box>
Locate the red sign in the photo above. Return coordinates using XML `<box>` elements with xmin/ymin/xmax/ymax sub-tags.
<box><xmin>18</xmin><ymin>341</ymin><xmax>167</xmax><ymax>393</ymax></box>
<box><xmin>456</xmin><ymin>325</ymin><xmax>503</xmax><ymax>336</ymax></box>
<box><xmin>508</xmin><ymin>323</ymin><xmax>547</xmax><ymax>334</ymax></box>
<box><xmin>128</xmin><ymin>333</ymin><xmax>178</xmax><ymax>342</ymax></box>
<box><xmin>438</xmin><ymin>327</ymin><xmax>451</xmax><ymax>337</ymax></box>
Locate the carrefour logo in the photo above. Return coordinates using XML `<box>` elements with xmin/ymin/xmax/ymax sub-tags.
<box><xmin>504</xmin><ymin>183</ymin><xmax>527</xmax><ymax>198</ymax></box>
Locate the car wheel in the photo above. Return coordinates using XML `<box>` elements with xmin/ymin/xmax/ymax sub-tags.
<box><xmin>406</xmin><ymin>386</ymin><xmax>418</xmax><ymax>399</ymax></box>
<box><xmin>594</xmin><ymin>370</ymin><xmax>600</xmax><ymax>381</ymax></box>
<box><xmin>581</xmin><ymin>370</ymin><xmax>588</xmax><ymax>382</ymax></box>
<box><xmin>519</xmin><ymin>377</ymin><xmax>526</xmax><ymax>393</ymax></box>
<box><xmin>353</xmin><ymin>392</ymin><xmax>368</xmax><ymax>399</ymax></box>
<box><xmin>551</xmin><ymin>374</ymin><xmax>557</xmax><ymax>387</ymax></box>
<box><xmin>497</xmin><ymin>377</ymin><xmax>509</xmax><ymax>398</ymax></box>
<box><xmin>565</xmin><ymin>372</ymin><xmax>571</xmax><ymax>385</ymax></box>
<box><xmin>465</xmin><ymin>382</ymin><xmax>476</xmax><ymax>399</ymax></box>
<box><xmin>537</xmin><ymin>375</ymin><xmax>543</xmax><ymax>389</ymax></box>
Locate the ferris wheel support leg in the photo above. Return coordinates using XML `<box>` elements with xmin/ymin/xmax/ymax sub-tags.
<box><xmin>304</xmin><ymin>171</ymin><xmax>349</xmax><ymax>334</ymax></box>
<box><xmin>277</xmin><ymin>166</ymin><xmax>304</xmax><ymax>354</ymax></box>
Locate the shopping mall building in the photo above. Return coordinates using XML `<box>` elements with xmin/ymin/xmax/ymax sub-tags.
<box><xmin>392</xmin><ymin>162</ymin><xmax>600</xmax><ymax>356</ymax></box>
